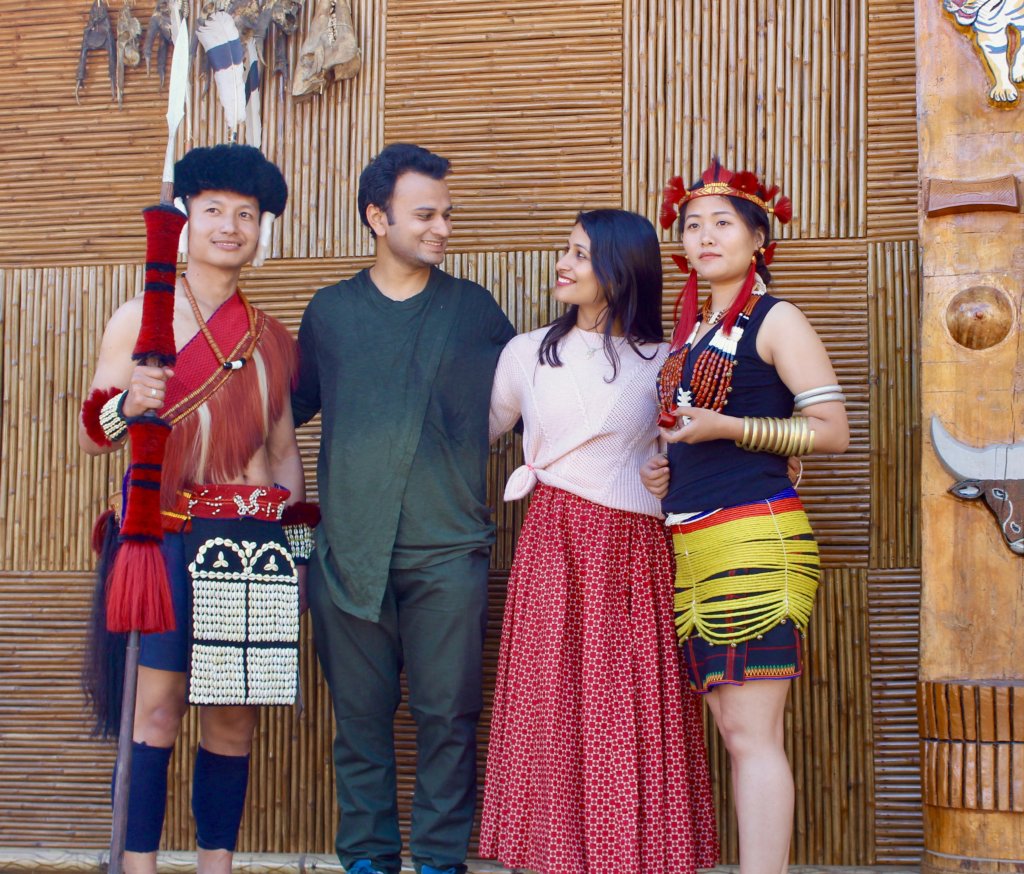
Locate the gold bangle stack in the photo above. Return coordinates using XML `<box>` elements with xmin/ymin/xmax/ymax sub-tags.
<box><xmin>736</xmin><ymin>416</ymin><xmax>815</xmax><ymax>456</ymax></box>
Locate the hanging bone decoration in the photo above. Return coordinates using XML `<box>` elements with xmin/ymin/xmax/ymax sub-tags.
<box><xmin>77</xmin><ymin>0</ymin><xmax>307</xmax><ymax>109</ymax></box>
<box><xmin>76</xmin><ymin>0</ymin><xmax>117</xmax><ymax>103</ymax></box>
<box><xmin>292</xmin><ymin>0</ymin><xmax>360</xmax><ymax>100</ymax></box>
<box><xmin>269</xmin><ymin>0</ymin><xmax>303</xmax><ymax>88</ymax></box>
<box><xmin>143</xmin><ymin>0</ymin><xmax>176</xmax><ymax>91</ymax></box>
<box><xmin>115</xmin><ymin>0</ymin><xmax>142</xmax><ymax>107</ymax></box>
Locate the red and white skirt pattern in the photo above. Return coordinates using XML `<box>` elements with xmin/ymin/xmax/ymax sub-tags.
<box><xmin>479</xmin><ymin>484</ymin><xmax>719</xmax><ymax>874</ymax></box>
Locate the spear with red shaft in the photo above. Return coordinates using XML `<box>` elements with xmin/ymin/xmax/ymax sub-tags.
<box><xmin>106</xmin><ymin>3</ymin><xmax>189</xmax><ymax>871</ymax></box>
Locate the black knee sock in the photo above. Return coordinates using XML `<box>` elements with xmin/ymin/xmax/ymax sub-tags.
<box><xmin>114</xmin><ymin>742</ymin><xmax>173</xmax><ymax>853</ymax></box>
<box><xmin>192</xmin><ymin>745</ymin><xmax>250</xmax><ymax>851</ymax></box>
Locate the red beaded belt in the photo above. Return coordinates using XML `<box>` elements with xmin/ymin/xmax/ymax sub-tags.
<box><xmin>161</xmin><ymin>484</ymin><xmax>291</xmax><ymax>532</ymax></box>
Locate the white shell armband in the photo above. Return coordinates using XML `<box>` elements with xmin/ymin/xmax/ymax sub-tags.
<box><xmin>100</xmin><ymin>391</ymin><xmax>129</xmax><ymax>443</ymax></box>
<box><xmin>283</xmin><ymin>523</ymin><xmax>314</xmax><ymax>564</ymax></box>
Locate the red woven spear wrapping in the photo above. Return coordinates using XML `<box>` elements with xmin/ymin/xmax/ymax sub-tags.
<box><xmin>105</xmin><ymin>204</ymin><xmax>186</xmax><ymax>634</ymax></box>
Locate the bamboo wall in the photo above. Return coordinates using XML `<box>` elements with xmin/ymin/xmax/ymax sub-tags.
<box><xmin>0</xmin><ymin>0</ymin><xmax>923</xmax><ymax>864</ymax></box>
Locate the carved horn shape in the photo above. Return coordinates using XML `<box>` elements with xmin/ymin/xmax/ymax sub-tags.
<box><xmin>930</xmin><ymin>416</ymin><xmax>1024</xmax><ymax>481</ymax></box>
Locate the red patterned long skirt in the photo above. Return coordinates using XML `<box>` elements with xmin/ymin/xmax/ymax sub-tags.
<box><xmin>479</xmin><ymin>484</ymin><xmax>719</xmax><ymax>874</ymax></box>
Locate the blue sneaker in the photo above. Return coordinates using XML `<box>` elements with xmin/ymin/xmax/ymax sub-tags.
<box><xmin>348</xmin><ymin>862</ymin><xmax>387</xmax><ymax>874</ymax></box>
<box><xmin>420</xmin><ymin>867</ymin><xmax>459</xmax><ymax>874</ymax></box>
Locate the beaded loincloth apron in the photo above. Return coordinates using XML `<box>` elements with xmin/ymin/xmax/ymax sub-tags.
<box><xmin>181</xmin><ymin>485</ymin><xmax>299</xmax><ymax>706</ymax></box>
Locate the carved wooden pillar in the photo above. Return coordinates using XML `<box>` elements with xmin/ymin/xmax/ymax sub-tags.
<box><xmin>917</xmin><ymin>1</ymin><xmax>1024</xmax><ymax>871</ymax></box>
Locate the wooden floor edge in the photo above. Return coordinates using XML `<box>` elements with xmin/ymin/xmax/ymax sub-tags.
<box><xmin>0</xmin><ymin>852</ymin><xmax>922</xmax><ymax>874</ymax></box>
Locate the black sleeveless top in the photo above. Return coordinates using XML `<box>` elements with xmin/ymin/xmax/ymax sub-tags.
<box><xmin>662</xmin><ymin>295</ymin><xmax>794</xmax><ymax>514</ymax></box>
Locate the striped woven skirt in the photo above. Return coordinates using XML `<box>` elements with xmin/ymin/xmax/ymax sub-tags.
<box><xmin>479</xmin><ymin>484</ymin><xmax>719</xmax><ymax>874</ymax></box>
<box><xmin>669</xmin><ymin>487</ymin><xmax>820</xmax><ymax>693</ymax></box>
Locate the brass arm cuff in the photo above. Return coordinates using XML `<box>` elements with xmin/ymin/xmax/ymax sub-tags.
<box><xmin>736</xmin><ymin>416</ymin><xmax>815</xmax><ymax>456</ymax></box>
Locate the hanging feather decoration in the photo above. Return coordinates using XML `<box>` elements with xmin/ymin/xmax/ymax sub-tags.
<box><xmin>244</xmin><ymin>37</ymin><xmax>262</xmax><ymax>149</ymax></box>
<box><xmin>197</xmin><ymin>11</ymin><xmax>247</xmax><ymax>141</ymax></box>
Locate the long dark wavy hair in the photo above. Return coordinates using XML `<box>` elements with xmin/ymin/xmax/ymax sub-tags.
<box><xmin>538</xmin><ymin>209</ymin><xmax>664</xmax><ymax>380</ymax></box>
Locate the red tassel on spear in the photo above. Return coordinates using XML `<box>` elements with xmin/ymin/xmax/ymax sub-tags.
<box><xmin>107</xmin><ymin>3</ymin><xmax>190</xmax><ymax>872</ymax></box>
<box><xmin>105</xmin><ymin>205</ymin><xmax>183</xmax><ymax>636</ymax></box>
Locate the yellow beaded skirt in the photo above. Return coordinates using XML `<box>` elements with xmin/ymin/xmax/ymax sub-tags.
<box><xmin>669</xmin><ymin>487</ymin><xmax>820</xmax><ymax>648</ymax></box>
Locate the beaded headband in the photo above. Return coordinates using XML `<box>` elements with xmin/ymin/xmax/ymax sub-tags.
<box><xmin>658</xmin><ymin>160</ymin><xmax>792</xmax><ymax>231</ymax></box>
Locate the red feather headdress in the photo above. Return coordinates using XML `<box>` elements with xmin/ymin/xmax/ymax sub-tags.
<box><xmin>659</xmin><ymin>159</ymin><xmax>792</xmax><ymax>230</ymax></box>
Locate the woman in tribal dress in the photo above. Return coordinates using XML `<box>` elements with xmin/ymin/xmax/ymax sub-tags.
<box><xmin>642</xmin><ymin>161</ymin><xmax>849</xmax><ymax>874</ymax></box>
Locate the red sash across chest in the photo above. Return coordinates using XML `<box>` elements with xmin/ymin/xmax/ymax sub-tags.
<box><xmin>161</xmin><ymin>291</ymin><xmax>263</xmax><ymax>425</ymax></box>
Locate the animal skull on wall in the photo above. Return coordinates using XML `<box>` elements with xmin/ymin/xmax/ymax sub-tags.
<box><xmin>292</xmin><ymin>0</ymin><xmax>360</xmax><ymax>99</ymax></box>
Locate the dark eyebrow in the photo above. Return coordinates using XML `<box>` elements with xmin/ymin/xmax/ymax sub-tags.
<box><xmin>686</xmin><ymin>209</ymin><xmax>733</xmax><ymax>219</ymax></box>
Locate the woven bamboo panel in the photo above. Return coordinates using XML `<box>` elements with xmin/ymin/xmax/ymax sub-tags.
<box><xmin>625</xmin><ymin>0</ymin><xmax>865</xmax><ymax>240</ymax></box>
<box><xmin>0</xmin><ymin>266</ymin><xmax>138</xmax><ymax>571</ymax></box>
<box><xmin>865</xmin><ymin>0</ymin><xmax>919</xmax><ymax>240</ymax></box>
<box><xmin>0</xmin><ymin>0</ymin><xmax>383</xmax><ymax>265</ymax></box>
<box><xmin>704</xmin><ymin>568</ymin><xmax>874</xmax><ymax>864</ymax></box>
<box><xmin>867</xmin><ymin>569</ymin><xmax>923</xmax><ymax>863</ymax></box>
<box><xmin>383</xmin><ymin>0</ymin><xmax>624</xmax><ymax>250</ymax></box>
<box><xmin>0</xmin><ymin>572</ymin><xmax>116</xmax><ymax>845</ymax></box>
<box><xmin>868</xmin><ymin>241</ymin><xmax>922</xmax><ymax>569</ymax></box>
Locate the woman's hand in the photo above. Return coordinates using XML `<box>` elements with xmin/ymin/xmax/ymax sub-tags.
<box><xmin>123</xmin><ymin>364</ymin><xmax>174</xmax><ymax>418</ymax></box>
<box><xmin>640</xmin><ymin>453</ymin><xmax>670</xmax><ymax>499</ymax></box>
<box><xmin>659</xmin><ymin>406</ymin><xmax>742</xmax><ymax>445</ymax></box>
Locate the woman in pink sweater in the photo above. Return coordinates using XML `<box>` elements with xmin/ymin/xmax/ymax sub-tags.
<box><xmin>479</xmin><ymin>209</ymin><xmax>719</xmax><ymax>874</ymax></box>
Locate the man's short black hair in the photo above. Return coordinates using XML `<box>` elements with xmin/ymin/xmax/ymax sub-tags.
<box><xmin>357</xmin><ymin>143</ymin><xmax>451</xmax><ymax>234</ymax></box>
<box><xmin>174</xmin><ymin>144</ymin><xmax>288</xmax><ymax>216</ymax></box>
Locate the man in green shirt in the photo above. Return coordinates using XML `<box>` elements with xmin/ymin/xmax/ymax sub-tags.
<box><xmin>292</xmin><ymin>144</ymin><xmax>515</xmax><ymax>874</ymax></box>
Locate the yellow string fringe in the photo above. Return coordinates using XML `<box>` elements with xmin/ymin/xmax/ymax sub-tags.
<box><xmin>672</xmin><ymin>507</ymin><xmax>820</xmax><ymax>645</ymax></box>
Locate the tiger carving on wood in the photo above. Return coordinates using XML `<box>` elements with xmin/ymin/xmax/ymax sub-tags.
<box><xmin>943</xmin><ymin>0</ymin><xmax>1024</xmax><ymax>102</ymax></box>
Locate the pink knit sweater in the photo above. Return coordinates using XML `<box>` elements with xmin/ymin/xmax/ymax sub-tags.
<box><xmin>489</xmin><ymin>327</ymin><xmax>668</xmax><ymax>517</ymax></box>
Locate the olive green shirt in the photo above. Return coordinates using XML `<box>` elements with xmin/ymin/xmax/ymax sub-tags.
<box><xmin>292</xmin><ymin>267</ymin><xmax>515</xmax><ymax>621</ymax></box>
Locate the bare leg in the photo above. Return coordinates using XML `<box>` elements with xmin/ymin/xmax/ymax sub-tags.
<box><xmin>194</xmin><ymin>705</ymin><xmax>259</xmax><ymax>874</ymax></box>
<box><xmin>123</xmin><ymin>667</ymin><xmax>189</xmax><ymax>874</ymax></box>
<box><xmin>705</xmin><ymin>680</ymin><xmax>793</xmax><ymax>874</ymax></box>
<box><xmin>198</xmin><ymin>704</ymin><xmax>259</xmax><ymax>756</ymax></box>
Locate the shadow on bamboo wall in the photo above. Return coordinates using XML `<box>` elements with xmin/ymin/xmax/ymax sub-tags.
<box><xmin>0</xmin><ymin>0</ymin><xmax>922</xmax><ymax>864</ymax></box>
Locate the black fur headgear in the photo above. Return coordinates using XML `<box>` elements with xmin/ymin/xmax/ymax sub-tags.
<box><xmin>173</xmin><ymin>144</ymin><xmax>288</xmax><ymax>216</ymax></box>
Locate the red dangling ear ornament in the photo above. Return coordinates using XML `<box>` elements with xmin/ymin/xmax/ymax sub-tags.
<box><xmin>762</xmin><ymin>242</ymin><xmax>777</xmax><ymax>265</ymax></box>
<box><xmin>669</xmin><ymin>267</ymin><xmax>700</xmax><ymax>351</ymax></box>
<box><xmin>720</xmin><ymin>254</ymin><xmax>760</xmax><ymax>336</ymax></box>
